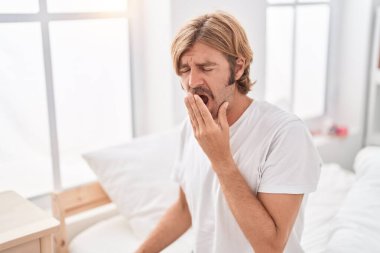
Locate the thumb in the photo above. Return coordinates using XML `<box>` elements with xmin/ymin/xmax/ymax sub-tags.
<box><xmin>218</xmin><ymin>102</ymin><xmax>229</xmax><ymax>129</ymax></box>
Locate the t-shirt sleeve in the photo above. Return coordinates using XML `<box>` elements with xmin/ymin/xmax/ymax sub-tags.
<box><xmin>258</xmin><ymin>120</ymin><xmax>322</xmax><ymax>194</ymax></box>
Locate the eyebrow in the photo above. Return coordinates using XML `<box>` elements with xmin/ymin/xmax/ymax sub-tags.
<box><xmin>179</xmin><ymin>61</ymin><xmax>218</xmax><ymax>69</ymax></box>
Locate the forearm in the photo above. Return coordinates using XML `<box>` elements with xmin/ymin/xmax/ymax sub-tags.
<box><xmin>213</xmin><ymin>160</ymin><xmax>282</xmax><ymax>253</ymax></box>
<box><xmin>135</xmin><ymin>199</ymin><xmax>192</xmax><ymax>253</ymax></box>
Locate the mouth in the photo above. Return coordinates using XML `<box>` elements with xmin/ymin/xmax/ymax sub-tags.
<box><xmin>198</xmin><ymin>94</ymin><xmax>209</xmax><ymax>105</ymax></box>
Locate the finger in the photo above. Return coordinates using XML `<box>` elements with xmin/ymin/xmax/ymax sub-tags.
<box><xmin>194</xmin><ymin>95</ymin><xmax>214</xmax><ymax>126</ymax></box>
<box><xmin>184</xmin><ymin>96</ymin><xmax>198</xmax><ymax>131</ymax></box>
<box><xmin>218</xmin><ymin>102</ymin><xmax>229</xmax><ymax>130</ymax></box>
<box><xmin>188</xmin><ymin>93</ymin><xmax>206</xmax><ymax>129</ymax></box>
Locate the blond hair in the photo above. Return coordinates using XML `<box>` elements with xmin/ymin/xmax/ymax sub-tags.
<box><xmin>171</xmin><ymin>11</ymin><xmax>254</xmax><ymax>94</ymax></box>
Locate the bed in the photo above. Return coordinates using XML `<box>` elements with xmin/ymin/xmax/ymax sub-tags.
<box><xmin>51</xmin><ymin>128</ymin><xmax>380</xmax><ymax>253</ymax></box>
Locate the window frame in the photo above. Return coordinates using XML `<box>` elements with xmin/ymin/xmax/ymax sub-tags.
<box><xmin>0</xmin><ymin>0</ymin><xmax>134</xmax><ymax>195</ymax></box>
<box><xmin>265</xmin><ymin>0</ymin><xmax>333</xmax><ymax>122</ymax></box>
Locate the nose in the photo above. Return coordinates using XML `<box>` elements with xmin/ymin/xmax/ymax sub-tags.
<box><xmin>188</xmin><ymin>69</ymin><xmax>203</xmax><ymax>89</ymax></box>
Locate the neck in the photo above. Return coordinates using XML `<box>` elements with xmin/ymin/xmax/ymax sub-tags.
<box><xmin>227</xmin><ymin>95</ymin><xmax>253</xmax><ymax>126</ymax></box>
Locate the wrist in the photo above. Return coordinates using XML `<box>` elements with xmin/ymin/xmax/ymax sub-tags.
<box><xmin>211</xmin><ymin>156</ymin><xmax>235</xmax><ymax>174</ymax></box>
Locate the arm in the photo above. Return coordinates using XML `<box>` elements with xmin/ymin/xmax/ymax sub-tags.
<box><xmin>185</xmin><ymin>94</ymin><xmax>303</xmax><ymax>252</ymax></box>
<box><xmin>214</xmin><ymin>159</ymin><xmax>303</xmax><ymax>253</ymax></box>
<box><xmin>135</xmin><ymin>187</ymin><xmax>191</xmax><ymax>253</ymax></box>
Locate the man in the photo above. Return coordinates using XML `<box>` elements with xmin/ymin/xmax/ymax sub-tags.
<box><xmin>136</xmin><ymin>11</ymin><xmax>321</xmax><ymax>253</ymax></box>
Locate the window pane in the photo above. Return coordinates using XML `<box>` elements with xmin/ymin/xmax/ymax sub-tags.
<box><xmin>265</xmin><ymin>7</ymin><xmax>294</xmax><ymax>111</ymax></box>
<box><xmin>293</xmin><ymin>5</ymin><xmax>329</xmax><ymax>118</ymax></box>
<box><xmin>0</xmin><ymin>23</ymin><xmax>52</xmax><ymax>197</ymax></box>
<box><xmin>49</xmin><ymin>19</ymin><xmax>132</xmax><ymax>188</ymax></box>
<box><xmin>267</xmin><ymin>0</ymin><xmax>295</xmax><ymax>4</ymax></box>
<box><xmin>298</xmin><ymin>0</ymin><xmax>329</xmax><ymax>3</ymax></box>
<box><xmin>47</xmin><ymin>0</ymin><xmax>127</xmax><ymax>13</ymax></box>
<box><xmin>0</xmin><ymin>0</ymin><xmax>39</xmax><ymax>13</ymax></box>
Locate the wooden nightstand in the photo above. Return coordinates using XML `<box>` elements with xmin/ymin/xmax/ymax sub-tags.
<box><xmin>0</xmin><ymin>191</ymin><xmax>59</xmax><ymax>253</ymax></box>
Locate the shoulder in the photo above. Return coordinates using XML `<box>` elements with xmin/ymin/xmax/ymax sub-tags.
<box><xmin>253</xmin><ymin>101</ymin><xmax>304</xmax><ymax>133</ymax></box>
<box><xmin>257</xmin><ymin>101</ymin><xmax>299</xmax><ymax>121</ymax></box>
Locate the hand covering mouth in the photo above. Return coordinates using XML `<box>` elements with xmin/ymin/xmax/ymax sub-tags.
<box><xmin>191</xmin><ymin>87</ymin><xmax>213</xmax><ymax>106</ymax></box>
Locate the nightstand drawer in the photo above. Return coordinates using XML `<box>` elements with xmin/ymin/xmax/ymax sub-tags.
<box><xmin>1</xmin><ymin>239</ymin><xmax>39</xmax><ymax>253</ymax></box>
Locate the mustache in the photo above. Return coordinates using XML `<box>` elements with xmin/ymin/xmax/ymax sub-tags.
<box><xmin>189</xmin><ymin>87</ymin><xmax>214</xmax><ymax>100</ymax></box>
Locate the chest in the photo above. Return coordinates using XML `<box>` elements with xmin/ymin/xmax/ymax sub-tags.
<box><xmin>181</xmin><ymin>134</ymin><xmax>270</xmax><ymax>205</ymax></box>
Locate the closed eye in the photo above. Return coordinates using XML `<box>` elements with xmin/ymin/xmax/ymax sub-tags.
<box><xmin>179</xmin><ymin>67</ymin><xmax>190</xmax><ymax>74</ymax></box>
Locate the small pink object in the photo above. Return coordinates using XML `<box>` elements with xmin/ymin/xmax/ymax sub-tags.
<box><xmin>335</xmin><ymin>126</ymin><xmax>348</xmax><ymax>137</ymax></box>
<box><xmin>329</xmin><ymin>124</ymin><xmax>348</xmax><ymax>137</ymax></box>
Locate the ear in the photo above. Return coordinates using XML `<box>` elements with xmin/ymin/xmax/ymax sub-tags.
<box><xmin>235</xmin><ymin>57</ymin><xmax>245</xmax><ymax>81</ymax></box>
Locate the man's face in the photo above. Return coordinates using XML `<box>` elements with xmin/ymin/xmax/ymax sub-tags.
<box><xmin>179</xmin><ymin>42</ymin><xmax>234</xmax><ymax>119</ymax></box>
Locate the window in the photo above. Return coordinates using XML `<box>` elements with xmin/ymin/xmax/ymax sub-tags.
<box><xmin>265</xmin><ymin>0</ymin><xmax>330</xmax><ymax>119</ymax></box>
<box><xmin>0</xmin><ymin>0</ymin><xmax>39</xmax><ymax>13</ymax></box>
<box><xmin>0</xmin><ymin>1</ymin><xmax>132</xmax><ymax>198</ymax></box>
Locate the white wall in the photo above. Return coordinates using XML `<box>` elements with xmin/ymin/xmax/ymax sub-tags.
<box><xmin>128</xmin><ymin>0</ymin><xmax>173</xmax><ymax>136</ymax></box>
<box><xmin>319</xmin><ymin>0</ymin><xmax>375</xmax><ymax>169</ymax></box>
<box><xmin>331</xmin><ymin>0</ymin><xmax>373</xmax><ymax>131</ymax></box>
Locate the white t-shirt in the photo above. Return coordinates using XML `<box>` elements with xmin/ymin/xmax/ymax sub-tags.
<box><xmin>171</xmin><ymin>100</ymin><xmax>322</xmax><ymax>253</ymax></box>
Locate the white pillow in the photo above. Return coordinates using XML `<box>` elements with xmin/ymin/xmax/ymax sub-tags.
<box><xmin>353</xmin><ymin>146</ymin><xmax>380</xmax><ymax>178</ymax></box>
<box><xmin>82</xmin><ymin>127</ymin><xmax>181</xmax><ymax>239</ymax></box>
<box><xmin>301</xmin><ymin>163</ymin><xmax>355</xmax><ymax>253</ymax></box>
<box><xmin>325</xmin><ymin>146</ymin><xmax>380</xmax><ymax>252</ymax></box>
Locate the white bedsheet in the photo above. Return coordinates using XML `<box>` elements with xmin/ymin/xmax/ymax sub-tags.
<box><xmin>301</xmin><ymin>163</ymin><xmax>355</xmax><ymax>253</ymax></box>
<box><xmin>69</xmin><ymin>215</ymin><xmax>193</xmax><ymax>253</ymax></box>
